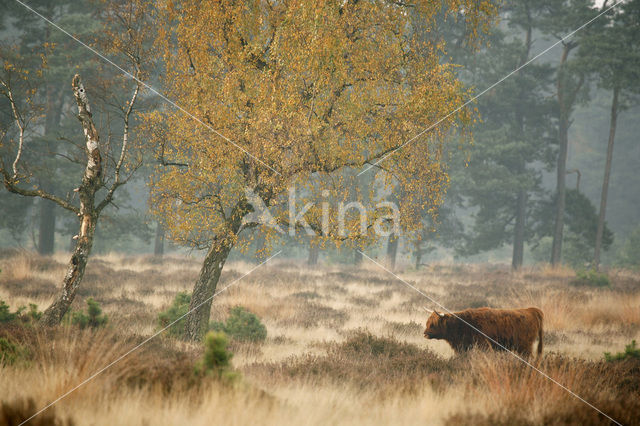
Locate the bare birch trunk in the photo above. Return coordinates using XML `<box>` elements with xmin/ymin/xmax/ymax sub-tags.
<box><xmin>40</xmin><ymin>75</ymin><xmax>102</xmax><ymax>326</ymax></box>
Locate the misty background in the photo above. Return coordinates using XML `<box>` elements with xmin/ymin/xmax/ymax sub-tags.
<box><xmin>1</xmin><ymin>0</ymin><xmax>639</xmax><ymax>270</ymax></box>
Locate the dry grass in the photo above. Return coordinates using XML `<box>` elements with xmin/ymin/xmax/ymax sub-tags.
<box><xmin>1</xmin><ymin>251</ymin><xmax>639</xmax><ymax>425</ymax></box>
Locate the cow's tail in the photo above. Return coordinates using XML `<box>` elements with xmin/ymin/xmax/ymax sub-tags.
<box><xmin>536</xmin><ymin>308</ymin><xmax>544</xmax><ymax>358</ymax></box>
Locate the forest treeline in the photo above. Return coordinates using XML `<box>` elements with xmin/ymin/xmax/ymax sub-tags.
<box><xmin>1</xmin><ymin>1</ymin><xmax>639</xmax><ymax>335</ymax></box>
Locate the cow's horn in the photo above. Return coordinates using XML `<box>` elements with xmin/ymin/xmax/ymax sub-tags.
<box><xmin>423</xmin><ymin>307</ymin><xmax>433</xmax><ymax>313</ymax></box>
<box><xmin>435</xmin><ymin>310</ymin><xmax>445</xmax><ymax>317</ymax></box>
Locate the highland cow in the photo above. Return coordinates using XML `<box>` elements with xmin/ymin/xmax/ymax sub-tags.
<box><xmin>423</xmin><ymin>307</ymin><xmax>543</xmax><ymax>357</ymax></box>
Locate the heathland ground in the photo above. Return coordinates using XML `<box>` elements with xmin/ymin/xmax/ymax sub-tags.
<box><xmin>1</xmin><ymin>250</ymin><xmax>639</xmax><ymax>425</ymax></box>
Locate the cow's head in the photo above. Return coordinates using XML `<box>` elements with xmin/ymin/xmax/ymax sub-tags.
<box><xmin>423</xmin><ymin>308</ymin><xmax>448</xmax><ymax>339</ymax></box>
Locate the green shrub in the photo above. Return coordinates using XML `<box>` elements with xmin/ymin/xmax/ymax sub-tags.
<box><xmin>71</xmin><ymin>298</ymin><xmax>108</xmax><ymax>329</ymax></box>
<box><xmin>16</xmin><ymin>304</ymin><xmax>42</xmax><ymax>323</ymax></box>
<box><xmin>605</xmin><ymin>340</ymin><xmax>640</xmax><ymax>362</ymax></box>
<box><xmin>0</xmin><ymin>300</ymin><xmax>16</xmax><ymax>323</ymax></box>
<box><xmin>194</xmin><ymin>331</ymin><xmax>237</xmax><ymax>381</ymax></box>
<box><xmin>158</xmin><ymin>292</ymin><xmax>191</xmax><ymax>337</ymax></box>
<box><xmin>570</xmin><ymin>269</ymin><xmax>610</xmax><ymax>287</ymax></box>
<box><xmin>0</xmin><ymin>300</ymin><xmax>41</xmax><ymax>324</ymax></box>
<box><xmin>0</xmin><ymin>337</ymin><xmax>27</xmax><ymax>366</ymax></box>
<box><xmin>210</xmin><ymin>306</ymin><xmax>267</xmax><ymax>343</ymax></box>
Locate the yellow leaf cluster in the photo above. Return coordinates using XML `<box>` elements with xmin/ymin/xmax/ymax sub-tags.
<box><xmin>144</xmin><ymin>0</ymin><xmax>496</xmax><ymax>250</ymax></box>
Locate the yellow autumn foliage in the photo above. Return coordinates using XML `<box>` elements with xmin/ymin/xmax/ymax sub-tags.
<box><xmin>144</xmin><ymin>0</ymin><xmax>497</xmax><ymax>251</ymax></box>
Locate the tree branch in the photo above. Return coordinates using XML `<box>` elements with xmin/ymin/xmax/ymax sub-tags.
<box><xmin>1</xmin><ymin>168</ymin><xmax>80</xmax><ymax>213</ymax></box>
<box><xmin>97</xmin><ymin>66</ymin><xmax>142</xmax><ymax>213</ymax></box>
<box><xmin>0</xmin><ymin>78</ymin><xmax>26</xmax><ymax>179</ymax></box>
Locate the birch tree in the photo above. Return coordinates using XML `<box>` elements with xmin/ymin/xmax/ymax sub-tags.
<box><xmin>148</xmin><ymin>0</ymin><xmax>497</xmax><ymax>340</ymax></box>
<box><xmin>0</xmin><ymin>0</ymin><xmax>153</xmax><ymax>325</ymax></box>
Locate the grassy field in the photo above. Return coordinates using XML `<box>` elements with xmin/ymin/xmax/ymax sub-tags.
<box><xmin>1</xmin><ymin>250</ymin><xmax>639</xmax><ymax>425</ymax></box>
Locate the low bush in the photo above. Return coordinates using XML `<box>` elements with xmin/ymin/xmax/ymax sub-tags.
<box><xmin>570</xmin><ymin>269</ymin><xmax>610</xmax><ymax>287</ymax></box>
<box><xmin>0</xmin><ymin>300</ymin><xmax>15</xmax><ymax>323</ymax></box>
<box><xmin>0</xmin><ymin>336</ymin><xmax>27</xmax><ymax>365</ymax></box>
<box><xmin>450</xmin><ymin>352</ymin><xmax>640</xmax><ymax>425</ymax></box>
<box><xmin>210</xmin><ymin>306</ymin><xmax>267</xmax><ymax>343</ymax></box>
<box><xmin>248</xmin><ymin>331</ymin><xmax>452</xmax><ymax>394</ymax></box>
<box><xmin>71</xmin><ymin>298</ymin><xmax>108</xmax><ymax>329</ymax></box>
<box><xmin>18</xmin><ymin>304</ymin><xmax>42</xmax><ymax>323</ymax></box>
<box><xmin>605</xmin><ymin>340</ymin><xmax>640</xmax><ymax>362</ymax></box>
<box><xmin>158</xmin><ymin>292</ymin><xmax>190</xmax><ymax>337</ymax></box>
<box><xmin>446</xmin><ymin>395</ymin><xmax>640</xmax><ymax>426</ymax></box>
<box><xmin>194</xmin><ymin>331</ymin><xmax>238</xmax><ymax>382</ymax></box>
<box><xmin>0</xmin><ymin>299</ymin><xmax>42</xmax><ymax>325</ymax></box>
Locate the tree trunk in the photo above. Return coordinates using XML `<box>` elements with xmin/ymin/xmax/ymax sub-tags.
<box><xmin>353</xmin><ymin>249</ymin><xmax>363</xmax><ymax>266</ymax></box>
<box><xmin>40</xmin><ymin>216</ymin><xmax>97</xmax><ymax>325</ymax></box>
<box><xmin>511</xmin><ymin>21</ymin><xmax>531</xmax><ymax>271</ymax></box>
<box><xmin>36</xmin><ymin>86</ymin><xmax>64</xmax><ymax>256</ymax></box>
<box><xmin>255</xmin><ymin>233</ymin><xmax>267</xmax><ymax>263</ymax></box>
<box><xmin>594</xmin><ymin>86</ymin><xmax>619</xmax><ymax>270</ymax></box>
<box><xmin>37</xmin><ymin>199</ymin><xmax>56</xmax><ymax>255</ymax></box>
<box><xmin>414</xmin><ymin>239</ymin><xmax>423</xmax><ymax>270</ymax></box>
<box><xmin>184</xmin><ymin>243</ymin><xmax>233</xmax><ymax>340</ymax></box>
<box><xmin>512</xmin><ymin>189</ymin><xmax>526</xmax><ymax>270</ymax></box>
<box><xmin>184</xmin><ymin>199</ymin><xmax>251</xmax><ymax>341</ymax></box>
<box><xmin>307</xmin><ymin>242</ymin><xmax>319</xmax><ymax>266</ymax></box>
<box><xmin>40</xmin><ymin>75</ymin><xmax>103</xmax><ymax>326</ymax></box>
<box><xmin>387</xmin><ymin>232</ymin><xmax>399</xmax><ymax>270</ymax></box>
<box><xmin>154</xmin><ymin>222</ymin><xmax>165</xmax><ymax>256</ymax></box>
<box><xmin>550</xmin><ymin>114</ymin><xmax>568</xmax><ymax>265</ymax></box>
<box><xmin>551</xmin><ymin>44</ymin><xmax>576</xmax><ymax>266</ymax></box>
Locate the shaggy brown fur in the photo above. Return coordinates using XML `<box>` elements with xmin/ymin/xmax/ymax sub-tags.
<box><xmin>423</xmin><ymin>307</ymin><xmax>543</xmax><ymax>357</ymax></box>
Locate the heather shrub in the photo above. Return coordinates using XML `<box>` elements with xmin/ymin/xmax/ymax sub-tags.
<box><xmin>194</xmin><ymin>331</ymin><xmax>238</xmax><ymax>382</ymax></box>
<box><xmin>605</xmin><ymin>340</ymin><xmax>640</xmax><ymax>362</ymax></box>
<box><xmin>71</xmin><ymin>298</ymin><xmax>108</xmax><ymax>329</ymax></box>
<box><xmin>210</xmin><ymin>306</ymin><xmax>267</xmax><ymax>343</ymax></box>
<box><xmin>19</xmin><ymin>303</ymin><xmax>42</xmax><ymax>323</ymax></box>
<box><xmin>0</xmin><ymin>300</ymin><xmax>41</xmax><ymax>324</ymax></box>
<box><xmin>0</xmin><ymin>300</ymin><xmax>15</xmax><ymax>323</ymax></box>
<box><xmin>571</xmin><ymin>269</ymin><xmax>610</xmax><ymax>287</ymax></box>
<box><xmin>158</xmin><ymin>292</ymin><xmax>190</xmax><ymax>337</ymax></box>
<box><xmin>249</xmin><ymin>331</ymin><xmax>451</xmax><ymax>394</ymax></box>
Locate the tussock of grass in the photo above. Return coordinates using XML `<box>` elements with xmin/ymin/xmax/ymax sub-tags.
<box><xmin>247</xmin><ymin>331</ymin><xmax>452</xmax><ymax>394</ymax></box>
<box><xmin>449</xmin><ymin>351</ymin><xmax>640</xmax><ymax>425</ymax></box>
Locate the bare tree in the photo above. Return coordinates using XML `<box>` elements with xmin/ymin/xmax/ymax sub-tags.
<box><xmin>1</xmin><ymin>70</ymin><xmax>143</xmax><ymax>325</ymax></box>
<box><xmin>0</xmin><ymin>0</ymin><xmax>152</xmax><ymax>324</ymax></box>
